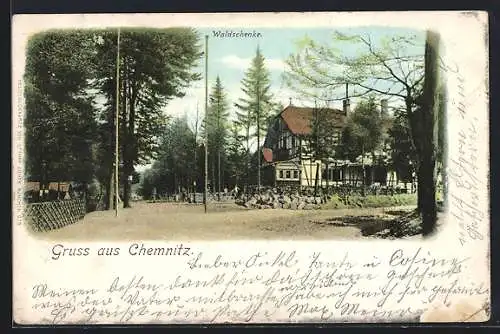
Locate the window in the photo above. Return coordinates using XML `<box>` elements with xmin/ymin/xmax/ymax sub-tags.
<box><xmin>293</xmin><ymin>170</ymin><xmax>299</xmax><ymax>179</ymax></box>
<box><xmin>286</xmin><ymin>170</ymin><xmax>291</xmax><ymax>179</ymax></box>
<box><xmin>326</xmin><ymin>168</ymin><xmax>341</xmax><ymax>181</ymax></box>
<box><xmin>279</xmin><ymin>170</ymin><xmax>284</xmax><ymax>179</ymax></box>
<box><xmin>332</xmin><ymin>169</ymin><xmax>342</xmax><ymax>181</ymax></box>
<box><xmin>291</xmin><ymin>136</ymin><xmax>296</xmax><ymax>148</ymax></box>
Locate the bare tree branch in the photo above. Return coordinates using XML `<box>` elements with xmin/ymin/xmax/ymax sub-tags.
<box><xmin>358</xmin><ymin>35</ymin><xmax>410</xmax><ymax>90</ymax></box>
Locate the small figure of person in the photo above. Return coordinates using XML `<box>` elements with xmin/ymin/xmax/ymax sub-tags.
<box><xmin>233</xmin><ymin>184</ymin><xmax>240</xmax><ymax>199</ymax></box>
<box><xmin>152</xmin><ymin>187</ymin><xmax>157</xmax><ymax>202</ymax></box>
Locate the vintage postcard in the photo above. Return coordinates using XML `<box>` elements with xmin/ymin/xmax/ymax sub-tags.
<box><xmin>12</xmin><ymin>12</ymin><xmax>489</xmax><ymax>324</ymax></box>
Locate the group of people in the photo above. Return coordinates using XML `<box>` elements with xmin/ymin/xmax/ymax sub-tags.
<box><xmin>150</xmin><ymin>185</ymin><xmax>243</xmax><ymax>202</ymax></box>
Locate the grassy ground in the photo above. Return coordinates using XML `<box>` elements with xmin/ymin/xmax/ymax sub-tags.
<box><xmin>31</xmin><ymin>201</ymin><xmax>419</xmax><ymax>241</ymax></box>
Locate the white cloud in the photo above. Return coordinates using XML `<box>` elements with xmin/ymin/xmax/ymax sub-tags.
<box><xmin>163</xmin><ymin>85</ymin><xmax>205</xmax><ymax>120</ymax></box>
<box><xmin>219</xmin><ymin>54</ymin><xmax>286</xmax><ymax>72</ymax></box>
<box><xmin>162</xmin><ymin>82</ymin><xmax>243</xmax><ymax>128</ymax></box>
<box><xmin>265</xmin><ymin>58</ymin><xmax>287</xmax><ymax>72</ymax></box>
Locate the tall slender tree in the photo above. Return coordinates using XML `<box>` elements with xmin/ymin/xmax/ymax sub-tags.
<box><xmin>417</xmin><ymin>31</ymin><xmax>442</xmax><ymax>235</ymax></box>
<box><xmin>190</xmin><ymin>102</ymin><xmax>202</xmax><ymax>199</ymax></box>
<box><xmin>94</xmin><ymin>28</ymin><xmax>202</xmax><ymax>208</ymax></box>
<box><xmin>225</xmin><ymin>122</ymin><xmax>246</xmax><ymax>189</ymax></box>
<box><xmin>206</xmin><ymin>76</ymin><xmax>230</xmax><ymax>199</ymax></box>
<box><xmin>235</xmin><ymin>46</ymin><xmax>274</xmax><ymax>190</ymax></box>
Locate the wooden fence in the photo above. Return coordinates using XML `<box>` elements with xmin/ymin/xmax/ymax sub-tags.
<box><xmin>24</xmin><ymin>199</ymin><xmax>86</xmax><ymax>232</ymax></box>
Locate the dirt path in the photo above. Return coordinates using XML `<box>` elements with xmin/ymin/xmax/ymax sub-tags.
<box><xmin>33</xmin><ymin>202</ymin><xmax>416</xmax><ymax>241</ymax></box>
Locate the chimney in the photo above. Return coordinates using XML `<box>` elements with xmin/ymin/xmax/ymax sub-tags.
<box><xmin>342</xmin><ymin>99</ymin><xmax>350</xmax><ymax>114</ymax></box>
<box><xmin>380</xmin><ymin>99</ymin><xmax>388</xmax><ymax>117</ymax></box>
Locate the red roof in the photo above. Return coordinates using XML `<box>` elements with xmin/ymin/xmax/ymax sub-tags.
<box><xmin>280</xmin><ymin>106</ymin><xmax>346</xmax><ymax>135</ymax></box>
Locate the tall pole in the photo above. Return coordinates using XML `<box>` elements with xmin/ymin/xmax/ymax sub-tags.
<box><xmin>115</xmin><ymin>28</ymin><xmax>121</xmax><ymax>217</ymax></box>
<box><xmin>204</xmin><ymin>35</ymin><xmax>209</xmax><ymax>213</ymax></box>
<box><xmin>193</xmin><ymin>102</ymin><xmax>199</xmax><ymax>204</ymax></box>
<box><xmin>257</xmin><ymin>71</ymin><xmax>261</xmax><ymax>191</ymax></box>
<box><xmin>217</xmin><ymin>97</ymin><xmax>221</xmax><ymax>201</ymax></box>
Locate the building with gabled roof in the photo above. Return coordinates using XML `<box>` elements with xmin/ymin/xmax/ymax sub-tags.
<box><xmin>262</xmin><ymin>100</ymin><xmax>415</xmax><ymax>191</ymax></box>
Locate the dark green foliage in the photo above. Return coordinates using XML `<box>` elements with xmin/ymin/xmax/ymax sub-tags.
<box><xmin>205</xmin><ymin>76</ymin><xmax>230</xmax><ymax>195</ymax></box>
<box><xmin>235</xmin><ymin>46</ymin><xmax>274</xmax><ymax>187</ymax></box>
<box><xmin>309</xmin><ymin>105</ymin><xmax>339</xmax><ymax>162</ymax></box>
<box><xmin>388</xmin><ymin>108</ymin><xmax>418</xmax><ymax>182</ymax></box>
<box><xmin>92</xmin><ymin>28</ymin><xmax>201</xmax><ymax>207</ymax></box>
<box><xmin>224</xmin><ymin>123</ymin><xmax>247</xmax><ymax>188</ymax></box>
<box><xmin>24</xmin><ymin>30</ymin><xmax>97</xmax><ymax>184</ymax></box>
<box><xmin>337</xmin><ymin>96</ymin><xmax>383</xmax><ymax>162</ymax></box>
<box><xmin>139</xmin><ymin>117</ymin><xmax>197</xmax><ymax>198</ymax></box>
<box><xmin>24</xmin><ymin>28</ymin><xmax>202</xmax><ymax>208</ymax></box>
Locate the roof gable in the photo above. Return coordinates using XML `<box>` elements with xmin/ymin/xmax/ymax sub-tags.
<box><xmin>280</xmin><ymin>105</ymin><xmax>346</xmax><ymax>135</ymax></box>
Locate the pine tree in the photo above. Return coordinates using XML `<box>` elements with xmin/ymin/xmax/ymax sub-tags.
<box><xmin>234</xmin><ymin>46</ymin><xmax>274</xmax><ymax>190</ymax></box>
<box><xmin>226</xmin><ymin>122</ymin><xmax>246</xmax><ymax>189</ymax></box>
<box><xmin>206</xmin><ymin>76</ymin><xmax>230</xmax><ymax>199</ymax></box>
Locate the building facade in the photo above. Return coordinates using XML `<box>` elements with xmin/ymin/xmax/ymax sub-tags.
<box><xmin>262</xmin><ymin>101</ymin><xmax>415</xmax><ymax>192</ymax></box>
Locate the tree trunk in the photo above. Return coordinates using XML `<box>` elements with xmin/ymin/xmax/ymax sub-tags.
<box><xmin>299</xmin><ymin>137</ymin><xmax>303</xmax><ymax>192</ymax></box>
<box><xmin>122</xmin><ymin>62</ymin><xmax>132</xmax><ymax>209</ymax></box>
<box><xmin>325</xmin><ymin>162</ymin><xmax>329</xmax><ymax>192</ymax></box>
<box><xmin>361</xmin><ymin>143</ymin><xmax>366</xmax><ymax>196</ymax></box>
<box><xmin>107</xmin><ymin>96</ymin><xmax>116</xmax><ymax>210</ymax></box>
<box><xmin>211</xmin><ymin>154</ymin><xmax>216</xmax><ymax>198</ymax></box>
<box><xmin>257</xmin><ymin>124</ymin><xmax>261</xmax><ymax>191</ymax></box>
<box><xmin>123</xmin><ymin>169</ymin><xmax>131</xmax><ymax>207</ymax></box>
<box><xmin>246</xmin><ymin>129</ymin><xmax>250</xmax><ymax>200</ymax></box>
<box><xmin>217</xmin><ymin>148</ymin><xmax>221</xmax><ymax>201</ymax></box>
<box><xmin>419</xmin><ymin>30</ymin><xmax>441</xmax><ymax>236</ymax></box>
<box><xmin>202</xmin><ymin>144</ymin><xmax>207</xmax><ymax>205</ymax></box>
<box><xmin>309</xmin><ymin>155</ymin><xmax>312</xmax><ymax>187</ymax></box>
<box><xmin>108</xmin><ymin>169</ymin><xmax>114</xmax><ymax>209</ymax></box>
<box><xmin>417</xmin><ymin>172</ymin><xmax>423</xmax><ymax>211</ymax></box>
<box><xmin>314</xmin><ymin>162</ymin><xmax>320</xmax><ymax>196</ymax></box>
<box><xmin>440</xmin><ymin>78</ymin><xmax>448</xmax><ymax>210</ymax></box>
<box><xmin>257</xmin><ymin>80</ymin><xmax>261</xmax><ymax>191</ymax></box>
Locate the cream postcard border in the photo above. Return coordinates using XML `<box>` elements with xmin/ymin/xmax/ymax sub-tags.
<box><xmin>12</xmin><ymin>11</ymin><xmax>490</xmax><ymax>324</ymax></box>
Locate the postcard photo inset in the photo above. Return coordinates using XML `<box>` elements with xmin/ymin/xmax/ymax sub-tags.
<box><xmin>12</xmin><ymin>12</ymin><xmax>489</xmax><ymax>324</ymax></box>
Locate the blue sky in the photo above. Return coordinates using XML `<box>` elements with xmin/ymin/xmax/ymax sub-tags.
<box><xmin>163</xmin><ymin>26</ymin><xmax>426</xmax><ymax>126</ymax></box>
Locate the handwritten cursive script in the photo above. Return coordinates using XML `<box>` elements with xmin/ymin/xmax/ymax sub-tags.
<box><xmin>443</xmin><ymin>61</ymin><xmax>486</xmax><ymax>246</ymax></box>
<box><xmin>29</xmin><ymin>248</ymin><xmax>488</xmax><ymax>324</ymax></box>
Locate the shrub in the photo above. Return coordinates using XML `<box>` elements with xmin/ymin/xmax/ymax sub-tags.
<box><xmin>322</xmin><ymin>193</ymin><xmax>417</xmax><ymax>209</ymax></box>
